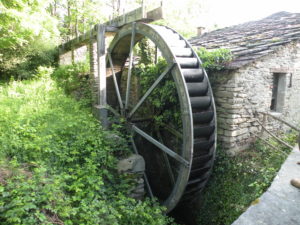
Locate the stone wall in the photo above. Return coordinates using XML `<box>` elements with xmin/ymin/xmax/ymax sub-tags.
<box><xmin>59</xmin><ymin>45</ymin><xmax>88</xmax><ymax>65</ymax></box>
<box><xmin>210</xmin><ymin>41</ymin><xmax>300</xmax><ymax>154</ymax></box>
<box><xmin>58</xmin><ymin>42</ymin><xmax>100</xmax><ymax>105</ymax></box>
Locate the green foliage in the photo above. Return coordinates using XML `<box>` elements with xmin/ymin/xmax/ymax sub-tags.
<box><xmin>34</xmin><ymin>66</ymin><xmax>54</xmax><ymax>79</ymax></box>
<box><xmin>136</xmin><ymin>38</ymin><xmax>156</xmax><ymax>65</ymax></box>
<box><xmin>53</xmin><ymin>0</ymin><xmax>110</xmax><ymax>42</ymax></box>
<box><xmin>133</xmin><ymin>59</ymin><xmax>181</xmax><ymax>127</ymax></box>
<box><xmin>0</xmin><ymin>0</ymin><xmax>59</xmax><ymax>79</ymax></box>
<box><xmin>196</xmin><ymin>47</ymin><xmax>233</xmax><ymax>71</ymax></box>
<box><xmin>196</xmin><ymin>134</ymin><xmax>296</xmax><ymax>225</ymax></box>
<box><xmin>0</xmin><ymin>77</ymin><xmax>172</xmax><ymax>224</ymax></box>
<box><xmin>51</xmin><ymin>62</ymin><xmax>92</xmax><ymax>105</ymax></box>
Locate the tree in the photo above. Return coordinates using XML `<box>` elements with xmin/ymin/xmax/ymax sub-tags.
<box><xmin>55</xmin><ymin>0</ymin><xmax>111</xmax><ymax>42</ymax></box>
<box><xmin>0</xmin><ymin>0</ymin><xmax>59</xmax><ymax>79</ymax></box>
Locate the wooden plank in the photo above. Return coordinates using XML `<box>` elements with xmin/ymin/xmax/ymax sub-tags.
<box><xmin>256</xmin><ymin>119</ymin><xmax>294</xmax><ymax>149</ymax></box>
<box><xmin>106</xmin><ymin>7</ymin><xmax>145</xmax><ymax>27</ymax></box>
<box><xmin>145</xmin><ymin>6</ymin><xmax>163</xmax><ymax>21</ymax></box>
<box><xmin>259</xmin><ymin>113</ymin><xmax>267</xmax><ymax>136</ymax></box>
<box><xmin>58</xmin><ymin>6</ymin><xmax>163</xmax><ymax>55</ymax></box>
<box><xmin>97</xmin><ymin>24</ymin><xmax>108</xmax><ymax>128</ymax></box>
<box><xmin>59</xmin><ymin>28</ymin><xmax>96</xmax><ymax>55</ymax></box>
<box><xmin>258</xmin><ymin>111</ymin><xmax>300</xmax><ymax>132</ymax></box>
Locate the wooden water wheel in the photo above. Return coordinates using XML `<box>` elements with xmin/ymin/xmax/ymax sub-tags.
<box><xmin>106</xmin><ymin>22</ymin><xmax>216</xmax><ymax>212</ymax></box>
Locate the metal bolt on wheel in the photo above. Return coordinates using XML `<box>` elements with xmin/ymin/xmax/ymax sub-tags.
<box><xmin>106</xmin><ymin>23</ymin><xmax>217</xmax><ymax>213</ymax></box>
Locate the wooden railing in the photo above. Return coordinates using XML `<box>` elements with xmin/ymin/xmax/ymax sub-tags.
<box><xmin>253</xmin><ymin>111</ymin><xmax>300</xmax><ymax>153</ymax></box>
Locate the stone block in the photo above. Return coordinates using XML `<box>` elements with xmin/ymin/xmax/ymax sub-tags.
<box><xmin>226</xmin><ymin>108</ymin><xmax>245</xmax><ymax>114</ymax></box>
<box><xmin>225</xmin><ymin>87</ymin><xmax>244</xmax><ymax>92</ymax></box>
<box><xmin>237</xmin><ymin>93</ymin><xmax>247</xmax><ymax>98</ymax></box>
<box><xmin>219</xmin><ymin>136</ymin><xmax>236</xmax><ymax>144</ymax></box>
<box><xmin>232</xmin><ymin>118</ymin><xmax>248</xmax><ymax>124</ymax></box>
<box><xmin>239</xmin><ymin>123</ymin><xmax>251</xmax><ymax>128</ymax></box>
<box><xmin>220</xmin><ymin>114</ymin><xmax>241</xmax><ymax>119</ymax></box>
<box><xmin>224</xmin><ymin>128</ymin><xmax>248</xmax><ymax>137</ymax></box>
<box><xmin>215</xmin><ymin>91</ymin><xmax>236</xmax><ymax>98</ymax></box>
<box><xmin>217</xmin><ymin>129</ymin><xmax>224</xmax><ymax>135</ymax></box>
<box><xmin>249</xmin><ymin>127</ymin><xmax>259</xmax><ymax>133</ymax></box>
<box><xmin>226</xmin><ymin>125</ymin><xmax>239</xmax><ymax>131</ymax></box>
<box><xmin>117</xmin><ymin>154</ymin><xmax>145</xmax><ymax>174</ymax></box>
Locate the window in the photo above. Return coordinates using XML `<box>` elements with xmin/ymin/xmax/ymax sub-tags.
<box><xmin>270</xmin><ymin>73</ymin><xmax>286</xmax><ymax>112</ymax></box>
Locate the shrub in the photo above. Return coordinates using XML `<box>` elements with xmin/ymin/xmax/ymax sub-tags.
<box><xmin>34</xmin><ymin>66</ymin><xmax>54</xmax><ymax>79</ymax></box>
<box><xmin>196</xmin><ymin>47</ymin><xmax>233</xmax><ymax>71</ymax></box>
<box><xmin>0</xmin><ymin>0</ymin><xmax>59</xmax><ymax>80</ymax></box>
<box><xmin>133</xmin><ymin>59</ymin><xmax>181</xmax><ymax>128</ymax></box>
<box><xmin>0</xmin><ymin>77</ymin><xmax>172</xmax><ymax>224</ymax></box>
<box><xmin>51</xmin><ymin>62</ymin><xmax>92</xmax><ymax>105</ymax></box>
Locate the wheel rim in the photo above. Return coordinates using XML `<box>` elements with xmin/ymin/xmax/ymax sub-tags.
<box><xmin>106</xmin><ymin>23</ymin><xmax>216</xmax><ymax>212</ymax></box>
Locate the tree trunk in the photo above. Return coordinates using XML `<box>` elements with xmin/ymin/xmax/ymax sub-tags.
<box><xmin>67</xmin><ymin>0</ymin><xmax>71</xmax><ymax>41</ymax></box>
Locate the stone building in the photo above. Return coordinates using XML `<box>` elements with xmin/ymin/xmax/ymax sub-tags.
<box><xmin>189</xmin><ymin>12</ymin><xmax>300</xmax><ymax>153</ymax></box>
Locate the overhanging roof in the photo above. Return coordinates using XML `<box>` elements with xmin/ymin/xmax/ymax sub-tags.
<box><xmin>189</xmin><ymin>12</ymin><xmax>300</xmax><ymax>69</ymax></box>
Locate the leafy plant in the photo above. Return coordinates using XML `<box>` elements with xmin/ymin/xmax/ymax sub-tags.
<box><xmin>0</xmin><ymin>76</ymin><xmax>172</xmax><ymax>224</ymax></box>
<box><xmin>0</xmin><ymin>0</ymin><xmax>59</xmax><ymax>80</ymax></box>
<box><xmin>196</xmin><ymin>47</ymin><xmax>233</xmax><ymax>71</ymax></box>
<box><xmin>51</xmin><ymin>62</ymin><xmax>92</xmax><ymax>105</ymax></box>
<box><xmin>133</xmin><ymin>59</ymin><xmax>182</xmax><ymax>128</ymax></box>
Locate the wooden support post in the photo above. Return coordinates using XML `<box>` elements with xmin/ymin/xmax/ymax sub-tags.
<box><xmin>97</xmin><ymin>24</ymin><xmax>108</xmax><ymax>128</ymax></box>
<box><xmin>260</xmin><ymin>113</ymin><xmax>267</xmax><ymax>136</ymax></box>
<box><xmin>89</xmin><ymin>41</ymin><xmax>97</xmax><ymax>104</ymax></box>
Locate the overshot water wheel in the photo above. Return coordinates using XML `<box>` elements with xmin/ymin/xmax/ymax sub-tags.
<box><xmin>105</xmin><ymin>22</ymin><xmax>217</xmax><ymax>212</ymax></box>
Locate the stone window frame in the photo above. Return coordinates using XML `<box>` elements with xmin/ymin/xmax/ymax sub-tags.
<box><xmin>269</xmin><ymin>68</ymin><xmax>291</xmax><ymax>114</ymax></box>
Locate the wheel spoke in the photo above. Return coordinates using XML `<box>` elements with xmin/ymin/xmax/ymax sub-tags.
<box><xmin>125</xmin><ymin>22</ymin><xmax>136</xmax><ymax>110</ymax></box>
<box><xmin>132</xmin><ymin>125</ymin><xmax>189</xmax><ymax>167</ymax></box>
<box><xmin>156</xmin><ymin>128</ymin><xmax>175</xmax><ymax>185</ymax></box>
<box><xmin>107</xmin><ymin>52</ymin><xmax>124</xmax><ymax>110</ymax></box>
<box><xmin>104</xmin><ymin>104</ymin><xmax>121</xmax><ymax>117</ymax></box>
<box><xmin>131</xmin><ymin>136</ymin><xmax>154</xmax><ymax>198</ymax></box>
<box><xmin>159</xmin><ymin>122</ymin><xmax>183</xmax><ymax>140</ymax></box>
<box><xmin>131</xmin><ymin>117</ymin><xmax>154</xmax><ymax>123</ymax></box>
<box><xmin>128</xmin><ymin>63</ymin><xmax>175</xmax><ymax>118</ymax></box>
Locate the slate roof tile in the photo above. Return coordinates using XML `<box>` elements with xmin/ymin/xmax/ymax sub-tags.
<box><xmin>189</xmin><ymin>11</ymin><xmax>300</xmax><ymax>69</ymax></box>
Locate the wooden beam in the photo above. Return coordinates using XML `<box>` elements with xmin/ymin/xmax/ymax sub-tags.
<box><xmin>106</xmin><ymin>7</ymin><xmax>145</xmax><ymax>27</ymax></box>
<box><xmin>250</xmin><ymin>132</ymin><xmax>288</xmax><ymax>156</ymax></box>
<box><xmin>258</xmin><ymin>111</ymin><xmax>300</xmax><ymax>132</ymax></box>
<box><xmin>256</xmin><ymin>119</ymin><xmax>294</xmax><ymax>150</ymax></box>
<box><xmin>97</xmin><ymin>25</ymin><xmax>108</xmax><ymax>128</ymax></box>
<box><xmin>145</xmin><ymin>6</ymin><xmax>163</xmax><ymax>21</ymax></box>
<box><xmin>58</xmin><ymin>6</ymin><xmax>163</xmax><ymax>55</ymax></box>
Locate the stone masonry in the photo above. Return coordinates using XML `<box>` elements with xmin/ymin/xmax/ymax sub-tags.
<box><xmin>210</xmin><ymin>41</ymin><xmax>300</xmax><ymax>153</ymax></box>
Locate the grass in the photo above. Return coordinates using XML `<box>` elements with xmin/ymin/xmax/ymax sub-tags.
<box><xmin>195</xmin><ymin>134</ymin><xmax>297</xmax><ymax>225</ymax></box>
<box><xmin>0</xmin><ymin>76</ymin><xmax>172</xmax><ymax>225</ymax></box>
